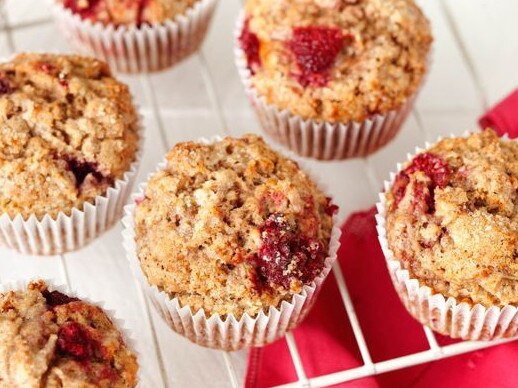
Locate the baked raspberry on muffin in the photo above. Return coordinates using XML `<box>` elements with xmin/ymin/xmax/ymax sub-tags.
<box><xmin>0</xmin><ymin>281</ymin><xmax>138</xmax><ymax>387</ymax></box>
<box><xmin>0</xmin><ymin>53</ymin><xmax>139</xmax><ymax>220</ymax></box>
<box><xmin>239</xmin><ymin>0</ymin><xmax>432</xmax><ymax>123</ymax></box>
<box><xmin>60</xmin><ymin>0</ymin><xmax>198</xmax><ymax>26</ymax></box>
<box><xmin>385</xmin><ymin>129</ymin><xmax>518</xmax><ymax>308</ymax></box>
<box><xmin>134</xmin><ymin>135</ymin><xmax>337</xmax><ymax>318</ymax></box>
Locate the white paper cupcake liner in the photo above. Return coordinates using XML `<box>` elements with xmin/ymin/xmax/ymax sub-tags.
<box><xmin>50</xmin><ymin>0</ymin><xmax>218</xmax><ymax>73</ymax></box>
<box><xmin>0</xmin><ymin>117</ymin><xmax>144</xmax><ymax>256</ymax></box>
<box><xmin>376</xmin><ymin>133</ymin><xmax>518</xmax><ymax>341</ymax></box>
<box><xmin>0</xmin><ymin>278</ymin><xmax>141</xmax><ymax>386</ymax></box>
<box><xmin>233</xmin><ymin>12</ymin><xmax>424</xmax><ymax>160</ymax></box>
<box><xmin>121</xmin><ymin>135</ymin><xmax>341</xmax><ymax>350</ymax></box>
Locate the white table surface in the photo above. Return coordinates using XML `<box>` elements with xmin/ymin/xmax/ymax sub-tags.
<box><xmin>1</xmin><ymin>1</ymin><xmax>517</xmax><ymax>387</ymax></box>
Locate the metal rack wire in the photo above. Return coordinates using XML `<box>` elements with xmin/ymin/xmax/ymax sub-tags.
<box><xmin>278</xmin><ymin>261</ymin><xmax>515</xmax><ymax>388</ymax></box>
<box><xmin>1</xmin><ymin>3</ymin><xmax>515</xmax><ymax>388</ymax></box>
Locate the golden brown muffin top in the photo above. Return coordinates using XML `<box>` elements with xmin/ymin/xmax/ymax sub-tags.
<box><xmin>239</xmin><ymin>0</ymin><xmax>432</xmax><ymax>122</ymax></box>
<box><xmin>135</xmin><ymin>135</ymin><xmax>337</xmax><ymax>317</ymax></box>
<box><xmin>60</xmin><ymin>0</ymin><xmax>199</xmax><ymax>26</ymax></box>
<box><xmin>385</xmin><ymin>130</ymin><xmax>518</xmax><ymax>307</ymax></box>
<box><xmin>0</xmin><ymin>53</ymin><xmax>139</xmax><ymax>219</ymax></box>
<box><xmin>0</xmin><ymin>281</ymin><xmax>138</xmax><ymax>388</ymax></box>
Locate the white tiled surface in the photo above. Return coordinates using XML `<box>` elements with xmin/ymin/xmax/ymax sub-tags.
<box><xmin>0</xmin><ymin>1</ymin><xmax>517</xmax><ymax>387</ymax></box>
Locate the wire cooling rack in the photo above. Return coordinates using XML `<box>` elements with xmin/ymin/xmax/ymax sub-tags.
<box><xmin>0</xmin><ymin>1</ymin><xmax>516</xmax><ymax>387</ymax></box>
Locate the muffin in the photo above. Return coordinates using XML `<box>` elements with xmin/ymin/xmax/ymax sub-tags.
<box><xmin>52</xmin><ymin>0</ymin><xmax>218</xmax><ymax>73</ymax></box>
<box><xmin>379</xmin><ymin>129</ymin><xmax>518</xmax><ymax>340</ymax></box>
<box><xmin>235</xmin><ymin>0</ymin><xmax>432</xmax><ymax>159</ymax></box>
<box><xmin>0</xmin><ymin>53</ymin><xmax>141</xmax><ymax>255</ymax></box>
<box><xmin>60</xmin><ymin>0</ymin><xmax>198</xmax><ymax>25</ymax></box>
<box><xmin>0</xmin><ymin>280</ymin><xmax>138</xmax><ymax>387</ymax></box>
<box><xmin>124</xmin><ymin>135</ymin><xmax>340</xmax><ymax>349</ymax></box>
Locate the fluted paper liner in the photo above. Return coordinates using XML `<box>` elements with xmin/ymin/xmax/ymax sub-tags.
<box><xmin>234</xmin><ymin>12</ymin><xmax>423</xmax><ymax>160</ymax></box>
<box><xmin>0</xmin><ymin>116</ymin><xmax>144</xmax><ymax>256</ymax></box>
<box><xmin>376</xmin><ymin>133</ymin><xmax>518</xmax><ymax>340</ymax></box>
<box><xmin>50</xmin><ymin>0</ymin><xmax>217</xmax><ymax>73</ymax></box>
<box><xmin>122</xmin><ymin>136</ymin><xmax>341</xmax><ymax>350</ymax></box>
<box><xmin>0</xmin><ymin>279</ymin><xmax>141</xmax><ymax>385</ymax></box>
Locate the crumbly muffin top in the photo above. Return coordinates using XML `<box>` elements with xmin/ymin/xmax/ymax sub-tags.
<box><xmin>61</xmin><ymin>0</ymin><xmax>198</xmax><ymax>26</ymax></box>
<box><xmin>0</xmin><ymin>281</ymin><xmax>138</xmax><ymax>388</ymax></box>
<box><xmin>0</xmin><ymin>53</ymin><xmax>139</xmax><ymax>219</ymax></box>
<box><xmin>385</xmin><ymin>130</ymin><xmax>518</xmax><ymax>308</ymax></box>
<box><xmin>135</xmin><ymin>135</ymin><xmax>337</xmax><ymax>317</ymax></box>
<box><xmin>239</xmin><ymin>0</ymin><xmax>432</xmax><ymax>122</ymax></box>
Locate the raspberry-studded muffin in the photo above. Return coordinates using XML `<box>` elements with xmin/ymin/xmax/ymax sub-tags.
<box><xmin>0</xmin><ymin>53</ymin><xmax>139</xmax><ymax>220</ymax></box>
<box><xmin>60</xmin><ymin>0</ymin><xmax>198</xmax><ymax>26</ymax></box>
<box><xmin>236</xmin><ymin>0</ymin><xmax>432</xmax><ymax>159</ymax></box>
<box><xmin>53</xmin><ymin>0</ymin><xmax>218</xmax><ymax>73</ymax></box>
<box><xmin>0</xmin><ymin>281</ymin><xmax>138</xmax><ymax>387</ymax></box>
<box><xmin>385</xmin><ymin>130</ymin><xmax>518</xmax><ymax>307</ymax></box>
<box><xmin>134</xmin><ymin>135</ymin><xmax>337</xmax><ymax>319</ymax></box>
<box><xmin>240</xmin><ymin>0</ymin><xmax>432</xmax><ymax>122</ymax></box>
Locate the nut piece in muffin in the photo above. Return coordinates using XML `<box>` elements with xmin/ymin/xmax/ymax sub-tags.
<box><xmin>60</xmin><ymin>0</ymin><xmax>199</xmax><ymax>26</ymax></box>
<box><xmin>0</xmin><ymin>53</ymin><xmax>139</xmax><ymax>219</ymax></box>
<box><xmin>385</xmin><ymin>129</ymin><xmax>518</xmax><ymax>308</ymax></box>
<box><xmin>239</xmin><ymin>0</ymin><xmax>432</xmax><ymax>122</ymax></box>
<box><xmin>135</xmin><ymin>135</ymin><xmax>337</xmax><ymax>317</ymax></box>
<box><xmin>0</xmin><ymin>281</ymin><xmax>138</xmax><ymax>387</ymax></box>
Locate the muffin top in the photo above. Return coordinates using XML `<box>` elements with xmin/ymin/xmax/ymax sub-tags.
<box><xmin>61</xmin><ymin>0</ymin><xmax>198</xmax><ymax>26</ymax></box>
<box><xmin>0</xmin><ymin>53</ymin><xmax>139</xmax><ymax>219</ymax></box>
<box><xmin>134</xmin><ymin>135</ymin><xmax>337</xmax><ymax>317</ymax></box>
<box><xmin>239</xmin><ymin>0</ymin><xmax>432</xmax><ymax>122</ymax></box>
<box><xmin>385</xmin><ymin>130</ymin><xmax>518</xmax><ymax>308</ymax></box>
<box><xmin>0</xmin><ymin>281</ymin><xmax>138</xmax><ymax>387</ymax></box>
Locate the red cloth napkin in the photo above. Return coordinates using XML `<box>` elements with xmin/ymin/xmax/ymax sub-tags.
<box><xmin>479</xmin><ymin>88</ymin><xmax>518</xmax><ymax>137</ymax></box>
<box><xmin>245</xmin><ymin>209</ymin><xmax>518</xmax><ymax>387</ymax></box>
<box><xmin>245</xmin><ymin>93</ymin><xmax>518</xmax><ymax>387</ymax></box>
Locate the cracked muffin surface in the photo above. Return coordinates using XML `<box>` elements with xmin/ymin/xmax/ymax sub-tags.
<box><xmin>0</xmin><ymin>53</ymin><xmax>139</xmax><ymax>219</ymax></box>
<box><xmin>60</xmin><ymin>0</ymin><xmax>199</xmax><ymax>26</ymax></box>
<box><xmin>385</xmin><ymin>129</ymin><xmax>518</xmax><ymax>307</ymax></box>
<box><xmin>239</xmin><ymin>0</ymin><xmax>432</xmax><ymax>122</ymax></box>
<box><xmin>0</xmin><ymin>281</ymin><xmax>138</xmax><ymax>388</ymax></box>
<box><xmin>134</xmin><ymin>135</ymin><xmax>337</xmax><ymax>317</ymax></box>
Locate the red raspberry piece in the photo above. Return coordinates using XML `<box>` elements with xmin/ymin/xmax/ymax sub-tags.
<box><xmin>411</xmin><ymin>181</ymin><xmax>434</xmax><ymax>214</ymax></box>
<box><xmin>405</xmin><ymin>153</ymin><xmax>451</xmax><ymax>188</ymax></box>
<box><xmin>251</xmin><ymin>213</ymin><xmax>326</xmax><ymax>290</ymax></box>
<box><xmin>36</xmin><ymin>62</ymin><xmax>58</xmax><ymax>75</ymax></box>
<box><xmin>42</xmin><ymin>290</ymin><xmax>79</xmax><ymax>307</ymax></box>
<box><xmin>57</xmin><ymin>321</ymin><xmax>95</xmax><ymax>360</ymax></box>
<box><xmin>325</xmin><ymin>197</ymin><xmax>339</xmax><ymax>216</ymax></box>
<box><xmin>239</xmin><ymin>19</ymin><xmax>261</xmax><ymax>74</ymax></box>
<box><xmin>63</xmin><ymin>0</ymin><xmax>101</xmax><ymax>19</ymax></box>
<box><xmin>59</xmin><ymin>78</ymin><xmax>69</xmax><ymax>89</ymax></box>
<box><xmin>99</xmin><ymin>365</ymin><xmax>118</xmax><ymax>381</ymax></box>
<box><xmin>391</xmin><ymin>153</ymin><xmax>451</xmax><ymax>214</ymax></box>
<box><xmin>288</xmin><ymin>26</ymin><xmax>348</xmax><ymax>87</ymax></box>
<box><xmin>136</xmin><ymin>0</ymin><xmax>149</xmax><ymax>26</ymax></box>
<box><xmin>259</xmin><ymin>191</ymin><xmax>287</xmax><ymax>214</ymax></box>
<box><xmin>64</xmin><ymin>157</ymin><xmax>105</xmax><ymax>188</ymax></box>
<box><xmin>392</xmin><ymin>173</ymin><xmax>410</xmax><ymax>206</ymax></box>
<box><xmin>268</xmin><ymin>191</ymin><xmax>285</xmax><ymax>207</ymax></box>
<box><xmin>0</xmin><ymin>79</ymin><xmax>11</xmax><ymax>95</ymax></box>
